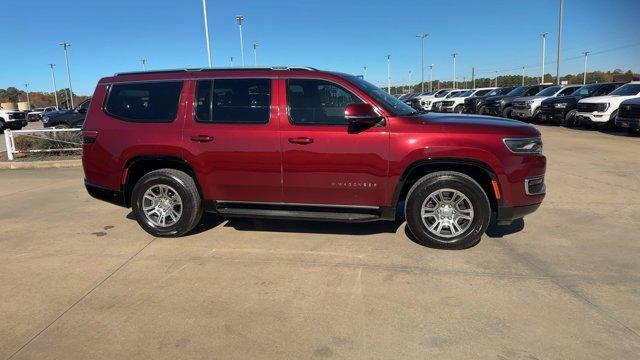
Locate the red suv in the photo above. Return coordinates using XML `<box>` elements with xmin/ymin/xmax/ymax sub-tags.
<box><xmin>82</xmin><ymin>67</ymin><xmax>546</xmax><ymax>249</ymax></box>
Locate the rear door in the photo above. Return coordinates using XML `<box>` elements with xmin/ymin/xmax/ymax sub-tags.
<box><xmin>182</xmin><ymin>77</ymin><xmax>282</xmax><ymax>203</ymax></box>
<box><xmin>277</xmin><ymin>77</ymin><xmax>390</xmax><ymax>207</ymax></box>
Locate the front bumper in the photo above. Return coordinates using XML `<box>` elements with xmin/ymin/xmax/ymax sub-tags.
<box><xmin>496</xmin><ymin>203</ymin><xmax>542</xmax><ymax>224</ymax></box>
<box><xmin>576</xmin><ymin>111</ymin><xmax>611</xmax><ymax>124</ymax></box>
<box><xmin>484</xmin><ymin>105</ymin><xmax>503</xmax><ymax>116</ymax></box>
<box><xmin>538</xmin><ymin>107</ymin><xmax>566</xmax><ymax>123</ymax></box>
<box><xmin>4</xmin><ymin>120</ymin><xmax>28</xmax><ymax>129</ymax></box>
<box><xmin>511</xmin><ymin>107</ymin><xmax>534</xmax><ymax>119</ymax></box>
<box><xmin>615</xmin><ymin>116</ymin><xmax>640</xmax><ymax>130</ymax></box>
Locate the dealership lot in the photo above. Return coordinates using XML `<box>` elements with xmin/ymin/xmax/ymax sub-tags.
<box><xmin>1</xmin><ymin>125</ymin><xmax>639</xmax><ymax>359</ymax></box>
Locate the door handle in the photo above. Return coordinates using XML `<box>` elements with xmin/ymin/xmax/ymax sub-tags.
<box><xmin>190</xmin><ymin>135</ymin><xmax>214</xmax><ymax>142</ymax></box>
<box><xmin>288</xmin><ymin>137</ymin><xmax>314</xmax><ymax>145</ymax></box>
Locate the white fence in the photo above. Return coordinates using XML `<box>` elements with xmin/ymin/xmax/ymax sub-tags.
<box><xmin>4</xmin><ymin>128</ymin><xmax>82</xmax><ymax>161</ymax></box>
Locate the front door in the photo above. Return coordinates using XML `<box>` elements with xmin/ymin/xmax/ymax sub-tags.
<box><xmin>182</xmin><ymin>78</ymin><xmax>282</xmax><ymax>203</ymax></box>
<box><xmin>278</xmin><ymin>78</ymin><xmax>389</xmax><ymax>207</ymax></box>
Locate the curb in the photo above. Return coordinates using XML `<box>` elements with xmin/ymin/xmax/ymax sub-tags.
<box><xmin>0</xmin><ymin>159</ymin><xmax>82</xmax><ymax>170</ymax></box>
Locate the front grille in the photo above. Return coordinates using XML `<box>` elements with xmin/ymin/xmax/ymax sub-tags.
<box><xmin>577</xmin><ymin>103</ymin><xmax>599</xmax><ymax>112</ymax></box>
<box><xmin>618</xmin><ymin>104</ymin><xmax>640</xmax><ymax>119</ymax></box>
<box><xmin>513</xmin><ymin>101</ymin><xmax>529</xmax><ymax>110</ymax></box>
<box><xmin>9</xmin><ymin>112</ymin><xmax>26</xmax><ymax>120</ymax></box>
<box><xmin>442</xmin><ymin>101</ymin><xmax>455</xmax><ymax>107</ymax></box>
<box><xmin>539</xmin><ymin>104</ymin><xmax>553</xmax><ymax>112</ymax></box>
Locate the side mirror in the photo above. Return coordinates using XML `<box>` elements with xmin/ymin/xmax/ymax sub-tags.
<box><xmin>77</xmin><ymin>108</ymin><xmax>87</xmax><ymax>114</ymax></box>
<box><xmin>344</xmin><ymin>103</ymin><xmax>381</xmax><ymax>125</ymax></box>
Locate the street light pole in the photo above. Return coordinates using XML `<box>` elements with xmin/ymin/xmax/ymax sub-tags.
<box><xmin>495</xmin><ymin>71</ymin><xmax>499</xmax><ymax>87</ymax></box>
<box><xmin>235</xmin><ymin>15</ymin><xmax>245</xmax><ymax>67</ymax></box>
<box><xmin>48</xmin><ymin>63</ymin><xmax>59</xmax><ymax>109</ymax></box>
<box><xmin>201</xmin><ymin>0</ymin><xmax>212</xmax><ymax>67</ymax></box>
<box><xmin>416</xmin><ymin>32</ymin><xmax>428</xmax><ymax>93</ymax></box>
<box><xmin>540</xmin><ymin>32</ymin><xmax>548</xmax><ymax>84</ymax></box>
<box><xmin>363</xmin><ymin>66</ymin><xmax>367</xmax><ymax>80</ymax></box>
<box><xmin>556</xmin><ymin>0</ymin><xmax>564</xmax><ymax>85</ymax></box>
<box><xmin>386</xmin><ymin>54</ymin><xmax>391</xmax><ymax>93</ymax></box>
<box><xmin>252</xmin><ymin>42</ymin><xmax>258</xmax><ymax>66</ymax></box>
<box><xmin>522</xmin><ymin>66</ymin><xmax>525</xmax><ymax>86</ymax></box>
<box><xmin>582</xmin><ymin>51</ymin><xmax>590</xmax><ymax>85</ymax></box>
<box><xmin>408</xmin><ymin>70</ymin><xmax>412</xmax><ymax>93</ymax></box>
<box><xmin>24</xmin><ymin>83</ymin><xmax>30</xmax><ymax>110</ymax></box>
<box><xmin>140</xmin><ymin>58</ymin><xmax>147</xmax><ymax>71</ymax></box>
<box><xmin>429</xmin><ymin>64</ymin><xmax>433</xmax><ymax>92</ymax></box>
<box><xmin>451</xmin><ymin>53</ymin><xmax>458</xmax><ymax>88</ymax></box>
<box><xmin>59</xmin><ymin>42</ymin><xmax>74</xmax><ymax>108</ymax></box>
<box><xmin>230</xmin><ymin>57</ymin><xmax>234</xmax><ymax>67</ymax></box>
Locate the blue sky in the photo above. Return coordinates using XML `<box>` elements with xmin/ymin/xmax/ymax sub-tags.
<box><xmin>2</xmin><ymin>0</ymin><xmax>639</xmax><ymax>95</ymax></box>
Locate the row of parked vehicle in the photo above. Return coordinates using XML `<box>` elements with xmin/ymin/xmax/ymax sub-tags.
<box><xmin>398</xmin><ymin>81</ymin><xmax>640</xmax><ymax>134</ymax></box>
<box><xmin>0</xmin><ymin>99</ymin><xmax>92</xmax><ymax>132</ymax></box>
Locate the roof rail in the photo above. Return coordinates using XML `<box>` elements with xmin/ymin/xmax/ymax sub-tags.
<box><xmin>114</xmin><ymin>66</ymin><xmax>317</xmax><ymax>76</ymax></box>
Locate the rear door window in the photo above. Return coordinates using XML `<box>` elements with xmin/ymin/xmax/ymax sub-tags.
<box><xmin>105</xmin><ymin>81</ymin><xmax>183</xmax><ymax>122</ymax></box>
<box><xmin>195</xmin><ymin>78</ymin><xmax>271</xmax><ymax>124</ymax></box>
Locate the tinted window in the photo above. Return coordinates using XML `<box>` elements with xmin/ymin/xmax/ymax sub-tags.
<box><xmin>345</xmin><ymin>75</ymin><xmax>416</xmax><ymax>116</ymax></box>
<box><xmin>105</xmin><ymin>82</ymin><xmax>182</xmax><ymax>122</ymax></box>
<box><xmin>536</xmin><ymin>86</ymin><xmax>561</xmax><ymax>96</ymax></box>
<box><xmin>195</xmin><ymin>79</ymin><xmax>270</xmax><ymax>123</ymax></box>
<box><xmin>609</xmin><ymin>84</ymin><xmax>640</xmax><ymax>96</ymax></box>
<box><xmin>79</xmin><ymin>100</ymin><xmax>91</xmax><ymax>111</ymax></box>
<box><xmin>558</xmin><ymin>87</ymin><xmax>578</xmax><ymax>96</ymax></box>
<box><xmin>474</xmin><ymin>89</ymin><xmax>492</xmax><ymax>96</ymax></box>
<box><xmin>525</xmin><ymin>87</ymin><xmax>542</xmax><ymax>96</ymax></box>
<box><xmin>287</xmin><ymin>79</ymin><xmax>362</xmax><ymax>125</ymax></box>
<box><xmin>594</xmin><ymin>84</ymin><xmax>615</xmax><ymax>96</ymax></box>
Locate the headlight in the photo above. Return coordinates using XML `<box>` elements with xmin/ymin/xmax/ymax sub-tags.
<box><xmin>42</xmin><ymin>116</ymin><xmax>49</xmax><ymax>123</ymax></box>
<box><xmin>503</xmin><ymin>137</ymin><xmax>543</xmax><ymax>154</ymax></box>
<box><xmin>526</xmin><ymin>100</ymin><xmax>534</xmax><ymax>105</ymax></box>
<box><xmin>597</xmin><ymin>103</ymin><xmax>609</xmax><ymax>112</ymax></box>
<box><xmin>554</xmin><ymin>103</ymin><xmax>567</xmax><ymax>108</ymax></box>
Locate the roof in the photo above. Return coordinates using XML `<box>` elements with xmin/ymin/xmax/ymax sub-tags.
<box><xmin>114</xmin><ymin>66</ymin><xmax>317</xmax><ymax>76</ymax></box>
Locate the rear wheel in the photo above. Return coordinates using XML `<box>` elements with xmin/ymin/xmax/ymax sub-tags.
<box><xmin>454</xmin><ymin>105</ymin><xmax>464</xmax><ymax>114</ymax></box>
<box><xmin>131</xmin><ymin>169</ymin><xmax>203</xmax><ymax>237</ymax></box>
<box><xmin>405</xmin><ymin>171</ymin><xmax>491</xmax><ymax>249</ymax></box>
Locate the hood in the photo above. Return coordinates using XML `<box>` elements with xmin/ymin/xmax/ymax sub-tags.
<box><xmin>515</xmin><ymin>95</ymin><xmax>546</xmax><ymax>102</ymax></box>
<box><xmin>543</xmin><ymin>95</ymin><xmax>580</xmax><ymax>105</ymax></box>
<box><xmin>579</xmin><ymin>95</ymin><xmax>636</xmax><ymax>104</ymax></box>
<box><xmin>485</xmin><ymin>95</ymin><xmax>511</xmax><ymax>102</ymax></box>
<box><xmin>406</xmin><ymin>112</ymin><xmax>540</xmax><ymax>136</ymax></box>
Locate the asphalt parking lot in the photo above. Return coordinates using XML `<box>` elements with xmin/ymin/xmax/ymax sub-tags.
<box><xmin>1</xmin><ymin>125</ymin><xmax>639</xmax><ymax>359</ymax></box>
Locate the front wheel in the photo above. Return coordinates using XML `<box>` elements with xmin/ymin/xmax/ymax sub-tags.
<box><xmin>454</xmin><ymin>105</ymin><xmax>464</xmax><ymax>114</ymax></box>
<box><xmin>405</xmin><ymin>171</ymin><xmax>491</xmax><ymax>249</ymax></box>
<box><xmin>131</xmin><ymin>169</ymin><xmax>203</xmax><ymax>237</ymax></box>
<box><xmin>563</xmin><ymin>109</ymin><xmax>578</xmax><ymax>127</ymax></box>
<box><xmin>477</xmin><ymin>106</ymin><xmax>486</xmax><ymax>115</ymax></box>
<box><xmin>502</xmin><ymin>107</ymin><xmax>513</xmax><ymax>119</ymax></box>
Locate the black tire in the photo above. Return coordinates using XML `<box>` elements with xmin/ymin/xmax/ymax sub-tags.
<box><xmin>531</xmin><ymin>109</ymin><xmax>541</xmax><ymax>123</ymax></box>
<box><xmin>454</xmin><ymin>105</ymin><xmax>464</xmax><ymax>114</ymax></box>
<box><xmin>562</xmin><ymin>109</ymin><xmax>578</xmax><ymax>127</ymax></box>
<box><xmin>502</xmin><ymin>106</ymin><xmax>513</xmax><ymax>119</ymax></box>
<box><xmin>627</xmin><ymin>128</ymin><xmax>640</xmax><ymax>136</ymax></box>
<box><xmin>477</xmin><ymin>106</ymin><xmax>486</xmax><ymax>115</ymax></box>
<box><xmin>131</xmin><ymin>169</ymin><xmax>203</xmax><ymax>237</ymax></box>
<box><xmin>404</xmin><ymin>171</ymin><xmax>491</xmax><ymax>249</ymax></box>
<box><xmin>604</xmin><ymin>110</ymin><xmax>619</xmax><ymax>131</ymax></box>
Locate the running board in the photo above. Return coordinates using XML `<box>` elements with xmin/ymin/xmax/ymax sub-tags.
<box><xmin>215</xmin><ymin>207</ymin><xmax>382</xmax><ymax>222</ymax></box>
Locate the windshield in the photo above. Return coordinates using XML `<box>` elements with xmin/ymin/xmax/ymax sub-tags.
<box><xmin>609</xmin><ymin>83</ymin><xmax>640</xmax><ymax>96</ymax></box>
<box><xmin>435</xmin><ymin>90</ymin><xmax>451</xmax><ymax>98</ymax></box>
<box><xmin>535</xmin><ymin>86</ymin><xmax>562</xmax><ymax>96</ymax></box>
<box><xmin>474</xmin><ymin>89</ymin><xmax>493</xmax><ymax>96</ymax></box>
<box><xmin>457</xmin><ymin>90</ymin><xmax>474</xmax><ymax>97</ymax></box>
<box><xmin>505</xmin><ymin>86</ymin><xmax>530</xmax><ymax>97</ymax></box>
<box><xmin>345</xmin><ymin>75</ymin><xmax>416</xmax><ymax>116</ymax></box>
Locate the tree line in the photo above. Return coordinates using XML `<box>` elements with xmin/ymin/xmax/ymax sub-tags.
<box><xmin>390</xmin><ymin>69</ymin><xmax>638</xmax><ymax>94</ymax></box>
<box><xmin>0</xmin><ymin>87</ymin><xmax>89</xmax><ymax>109</ymax></box>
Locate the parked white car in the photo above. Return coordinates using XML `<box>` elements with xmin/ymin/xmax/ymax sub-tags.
<box><xmin>440</xmin><ymin>87</ymin><xmax>497</xmax><ymax>113</ymax></box>
<box><xmin>511</xmin><ymin>85</ymin><xmax>581</xmax><ymax>121</ymax></box>
<box><xmin>0</xmin><ymin>107</ymin><xmax>28</xmax><ymax>131</ymax></box>
<box><xmin>576</xmin><ymin>82</ymin><xmax>640</xmax><ymax>126</ymax></box>
<box><xmin>411</xmin><ymin>88</ymin><xmax>455</xmax><ymax>111</ymax></box>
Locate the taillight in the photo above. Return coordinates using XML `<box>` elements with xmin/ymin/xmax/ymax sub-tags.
<box><xmin>82</xmin><ymin>130</ymin><xmax>98</xmax><ymax>144</ymax></box>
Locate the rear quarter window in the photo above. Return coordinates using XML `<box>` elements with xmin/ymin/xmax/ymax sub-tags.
<box><xmin>104</xmin><ymin>81</ymin><xmax>183</xmax><ymax>123</ymax></box>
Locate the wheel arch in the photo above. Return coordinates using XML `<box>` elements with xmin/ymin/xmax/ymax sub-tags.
<box><xmin>392</xmin><ymin>158</ymin><xmax>502</xmax><ymax>213</ymax></box>
<box><xmin>122</xmin><ymin>156</ymin><xmax>202</xmax><ymax>207</ymax></box>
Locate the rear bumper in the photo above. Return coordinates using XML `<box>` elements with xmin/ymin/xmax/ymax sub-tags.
<box><xmin>85</xmin><ymin>180</ymin><xmax>127</xmax><ymax>208</ymax></box>
<box><xmin>496</xmin><ymin>203</ymin><xmax>541</xmax><ymax>224</ymax></box>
